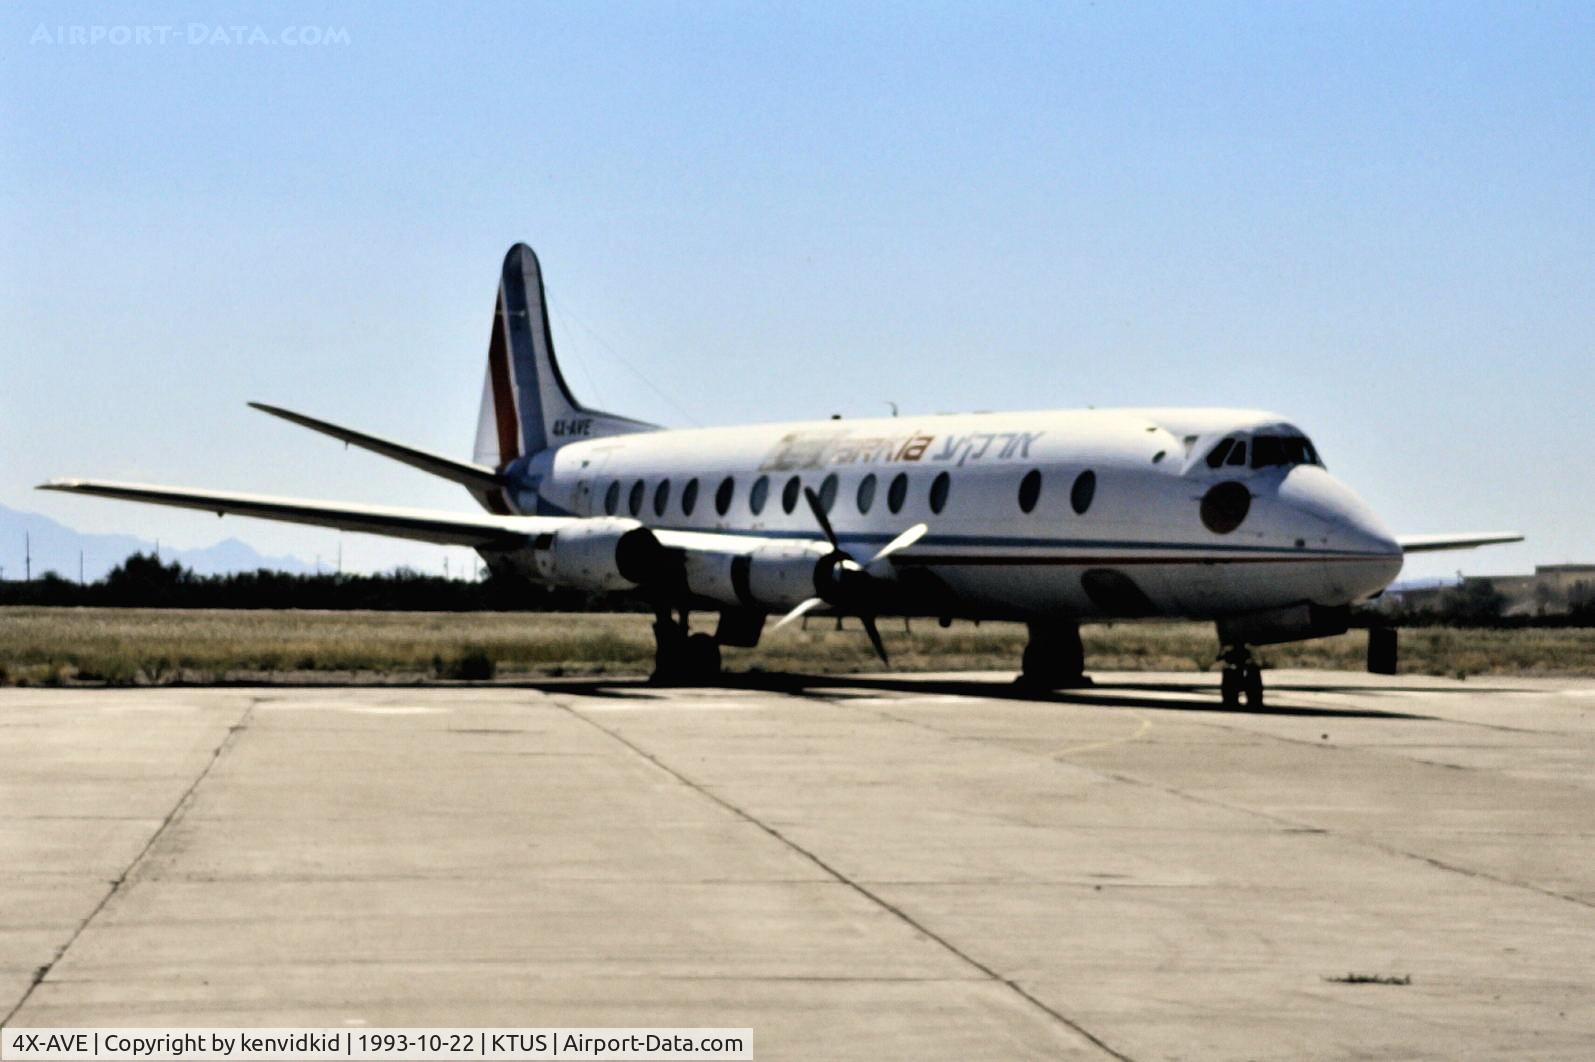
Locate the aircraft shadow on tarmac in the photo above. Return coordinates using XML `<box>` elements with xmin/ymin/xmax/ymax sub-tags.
<box><xmin>206</xmin><ymin>672</ymin><xmax>1469</xmax><ymax>720</ymax></box>
<box><xmin>499</xmin><ymin>672</ymin><xmax>1437</xmax><ymax>721</ymax></box>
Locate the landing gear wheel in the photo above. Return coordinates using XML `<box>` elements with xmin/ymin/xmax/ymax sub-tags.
<box><xmin>1220</xmin><ymin>667</ymin><xmax>1242</xmax><ymax>707</ymax></box>
<box><xmin>650</xmin><ymin>610</ymin><xmax>724</xmax><ymax>687</ymax></box>
<box><xmin>650</xmin><ymin>611</ymin><xmax>689</xmax><ymax>685</ymax></box>
<box><xmin>1018</xmin><ymin>622</ymin><xmax>1092</xmax><ymax>690</ymax></box>
<box><xmin>685</xmin><ymin>633</ymin><xmax>722</xmax><ymax>681</ymax></box>
<box><xmin>1243</xmin><ymin>664</ymin><xmax>1264</xmax><ymax>708</ymax></box>
<box><xmin>1019</xmin><ymin>642</ymin><xmax>1052</xmax><ymax>688</ymax></box>
<box><xmin>1218</xmin><ymin>644</ymin><xmax>1264</xmax><ymax>709</ymax></box>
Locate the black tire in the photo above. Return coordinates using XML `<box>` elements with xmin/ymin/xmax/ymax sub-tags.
<box><xmin>686</xmin><ymin>633</ymin><xmax>721</xmax><ymax>680</ymax></box>
<box><xmin>1221</xmin><ymin>668</ymin><xmax>1241</xmax><ymax>707</ymax></box>
<box><xmin>1243</xmin><ymin>665</ymin><xmax>1264</xmax><ymax>708</ymax></box>
<box><xmin>1020</xmin><ymin>643</ymin><xmax>1052</xmax><ymax>688</ymax></box>
<box><xmin>650</xmin><ymin>618</ymin><xmax>688</xmax><ymax>684</ymax></box>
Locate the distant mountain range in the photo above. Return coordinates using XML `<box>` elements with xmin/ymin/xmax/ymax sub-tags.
<box><xmin>0</xmin><ymin>503</ymin><xmax>315</xmax><ymax>581</ymax></box>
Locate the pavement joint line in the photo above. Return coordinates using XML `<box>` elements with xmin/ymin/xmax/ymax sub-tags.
<box><xmin>837</xmin><ymin>691</ymin><xmax>1595</xmax><ymax>913</ymax></box>
<box><xmin>2</xmin><ymin>695</ymin><xmax>261</xmax><ymax>1027</ymax></box>
<box><xmin>1094</xmin><ymin>766</ymin><xmax>1595</xmax><ymax>912</ymax></box>
<box><xmin>553</xmin><ymin>696</ymin><xmax>1136</xmax><ymax>1062</ymax></box>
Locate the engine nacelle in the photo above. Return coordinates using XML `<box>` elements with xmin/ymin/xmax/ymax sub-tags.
<box><xmin>681</xmin><ymin>541</ymin><xmax>833</xmax><ymax>612</ymax></box>
<box><xmin>529</xmin><ymin>519</ymin><xmax>670</xmax><ymax>593</ymax></box>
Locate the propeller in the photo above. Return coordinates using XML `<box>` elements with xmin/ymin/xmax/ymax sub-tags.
<box><xmin>772</xmin><ymin>487</ymin><xmax>928</xmax><ymax>665</ymax></box>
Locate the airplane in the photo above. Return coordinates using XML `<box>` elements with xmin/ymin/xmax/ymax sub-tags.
<box><xmin>41</xmin><ymin>243</ymin><xmax>1522</xmax><ymax>706</ymax></box>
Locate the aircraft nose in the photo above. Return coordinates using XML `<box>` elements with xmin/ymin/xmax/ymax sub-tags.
<box><xmin>1278</xmin><ymin>467</ymin><xmax>1401</xmax><ymax>557</ymax></box>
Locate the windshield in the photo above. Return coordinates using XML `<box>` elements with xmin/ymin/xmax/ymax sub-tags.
<box><xmin>1204</xmin><ymin>433</ymin><xmax>1322</xmax><ymax>470</ymax></box>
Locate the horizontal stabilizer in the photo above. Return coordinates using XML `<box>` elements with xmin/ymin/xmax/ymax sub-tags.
<box><xmin>38</xmin><ymin>479</ymin><xmax>557</xmax><ymax>549</ymax></box>
<box><xmin>250</xmin><ymin>402</ymin><xmax>506</xmax><ymax>491</ymax></box>
<box><xmin>1398</xmin><ymin>532</ymin><xmax>1524</xmax><ymax>554</ymax></box>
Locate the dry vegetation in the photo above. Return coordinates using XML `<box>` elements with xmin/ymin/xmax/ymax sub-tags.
<box><xmin>0</xmin><ymin>607</ymin><xmax>1591</xmax><ymax>685</ymax></box>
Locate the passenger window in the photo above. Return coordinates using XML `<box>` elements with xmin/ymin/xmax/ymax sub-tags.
<box><xmin>818</xmin><ymin>473</ymin><xmax>838</xmax><ymax>513</ymax></box>
<box><xmin>887</xmin><ymin>472</ymin><xmax>908</xmax><ymax>514</ymax></box>
<box><xmin>857</xmin><ymin>473</ymin><xmax>877</xmax><ymax>514</ymax></box>
<box><xmin>628</xmin><ymin>480</ymin><xmax>645</xmax><ymax>517</ymax></box>
<box><xmin>681</xmin><ymin>477</ymin><xmax>699</xmax><ymax>517</ymax></box>
<box><xmin>1227</xmin><ymin>442</ymin><xmax>1247</xmax><ymax>466</ymax></box>
<box><xmin>929</xmin><ymin>471</ymin><xmax>950</xmax><ymax>514</ymax></box>
<box><xmin>749</xmin><ymin>475</ymin><xmax>769</xmax><ymax>515</ymax></box>
<box><xmin>1070</xmin><ymin>470</ymin><xmax>1096</xmax><ymax>515</ymax></box>
<box><xmin>782</xmin><ymin>475</ymin><xmax>802</xmax><ymax>514</ymax></box>
<box><xmin>604</xmin><ymin>481</ymin><xmax>621</xmax><ymax>516</ymax></box>
<box><xmin>653</xmin><ymin>479</ymin><xmax>671</xmax><ymax>517</ymax></box>
<box><xmin>1206</xmin><ymin>438</ymin><xmax>1234</xmax><ymax>469</ymax></box>
<box><xmin>1018</xmin><ymin>469</ymin><xmax>1041</xmax><ymax>513</ymax></box>
<box><xmin>715</xmin><ymin>476</ymin><xmax>735</xmax><ymax>516</ymax></box>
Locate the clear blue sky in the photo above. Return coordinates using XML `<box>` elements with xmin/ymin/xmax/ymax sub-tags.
<box><xmin>2</xmin><ymin>2</ymin><xmax>1590</xmax><ymax>580</ymax></box>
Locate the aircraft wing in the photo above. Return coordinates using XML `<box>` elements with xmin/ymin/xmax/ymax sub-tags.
<box><xmin>249</xmin><ymin>402</ymin><xmax>506</xmax><ymax>492</ymax></box>
<box><xmin>37</xmin><ymin>479</ymin><xmax>557</xmax><ymax>549</ymax></box>
<box><xmin>1398</xmin><ymin>532</ymin><xmax>1524</xmax><ymax>554</ymax></box>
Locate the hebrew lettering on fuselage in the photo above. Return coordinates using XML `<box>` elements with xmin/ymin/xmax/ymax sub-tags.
<box><xmin>759</xmin><ymin>429</ymin><xmax>1043</xmax><ymax>471</ymax></box>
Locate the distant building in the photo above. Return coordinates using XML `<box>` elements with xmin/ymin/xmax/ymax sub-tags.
<box><xmin>1480</xmin><ymin>564</ymin><xmax>1595</xmax><ymax>616</ymax></box>
<box><xmin>1385</xmin><ymin>564</ymin><xmax>1595</xmax><ymax>617</ymax></box>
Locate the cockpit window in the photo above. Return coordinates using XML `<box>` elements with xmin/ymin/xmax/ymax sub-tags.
<box><xmin>1251</xmin><ymin>434</ymin><xmax>1320</xmax><ymax>469</ymax></box>
<box><xmin>1205</xmin><ymin>432</ymin><xmax>1321</xmax><ymax>471</ymax></box>
<box><xmin>1205</xmin><ymin>438</ymin><xmax>1234</xmax><ymax>469</ymax></box>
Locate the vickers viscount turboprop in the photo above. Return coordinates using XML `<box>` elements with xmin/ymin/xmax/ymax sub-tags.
<box><xmin>43</xmin><ymin>244</ymin><xmax>1521</xmax><ymax>705</ymax></box>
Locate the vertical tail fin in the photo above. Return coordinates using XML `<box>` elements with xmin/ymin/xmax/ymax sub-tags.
<box><xmin>473</xmin><ymin>243</ymin><xmax>656</xmax><ymax>469</ymax></box>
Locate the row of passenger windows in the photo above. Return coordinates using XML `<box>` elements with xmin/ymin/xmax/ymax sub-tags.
<box><xmin>598</xmin><ymin>468</ymin><xmax>1097</xmax><ymax>519</ymax></box>
<box><xmin>1204</xmin><ymin>434</ymin><xmax>1322</xmax><ymax>470</ymax></box>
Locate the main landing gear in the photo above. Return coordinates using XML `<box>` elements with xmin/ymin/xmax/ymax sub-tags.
<box><xmin>1219</xmin><ymin>644</ymin><xmax>1264</xmax><ymax>708</ymax></box>
<box><xmin>650</xmin><ymin>609</ymin><xmax>722</xmax><ymax>685</ymax></box>
<box><xmin>1017</xmin><ymin>622</ymin><xmax>1093</xmax><ymax>690</ymax></box>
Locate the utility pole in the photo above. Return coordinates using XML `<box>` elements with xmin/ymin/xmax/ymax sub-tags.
<box><xmin>79</xmin><ymin>550</ymin><xmax>85</xmax><ymax>585</ymax></box>
<box><xmin>25</xmin><ymin>533</ymin><xmax>30</xmax><ymax>582</ymax></box>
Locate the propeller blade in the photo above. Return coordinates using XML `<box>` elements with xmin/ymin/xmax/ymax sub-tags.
<box><xmin>867</xmin><ymin>522</ymin><xmax>928</xmax><ymax>567</ymax></box>
<box><xmin>773</xmin><ymin>596</ymin><xmax>824</xmax><ymax>630</ymax></box>
<box><xmin>860</xmin><ymin>614</ymin><xmax>890</xmax><ymax>665</ymax></box>
<box><xmin>803</xmin><ymin>487</ymin><xmax>841</xmax><ymax>552</ymax></box>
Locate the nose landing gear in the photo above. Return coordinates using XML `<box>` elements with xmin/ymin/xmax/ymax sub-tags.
<box><xmin>1219</xmin><ymin>644</ymin><xmax>1264</xmax><ymax>708</ymax></box>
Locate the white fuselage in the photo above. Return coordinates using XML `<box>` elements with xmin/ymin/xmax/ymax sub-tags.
<box><xmin>505</xmin><ymin>406</ymin><xmax>1403</xmax><ymax>622</ymax></box>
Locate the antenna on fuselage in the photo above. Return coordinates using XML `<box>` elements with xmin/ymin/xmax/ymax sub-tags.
<box><xmin>885</xmin><ymin>401</ymin><xmax>898</xmax><ymax>417</ymax></box>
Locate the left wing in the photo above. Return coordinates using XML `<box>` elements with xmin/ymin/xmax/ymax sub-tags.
<box><xmin>38</xmin><ymin>479</ymin><xmax>561</xmax><ymax>549</ymax></box>
<box><xmin>1398</xmin><ymin>532</ymin><xmax>1524</xmax><ymax>554</ymax></box>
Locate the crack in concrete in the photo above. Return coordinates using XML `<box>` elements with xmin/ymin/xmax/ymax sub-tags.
<box><xmin>2</xmin><ymin>696</ymin><xmax>260</xmax><ymax>1026</ymax></box>
<box><xmin>554</xmin><ymin>697</ymin><xmax>1135</xmax><ymax>1062</ymax></box>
